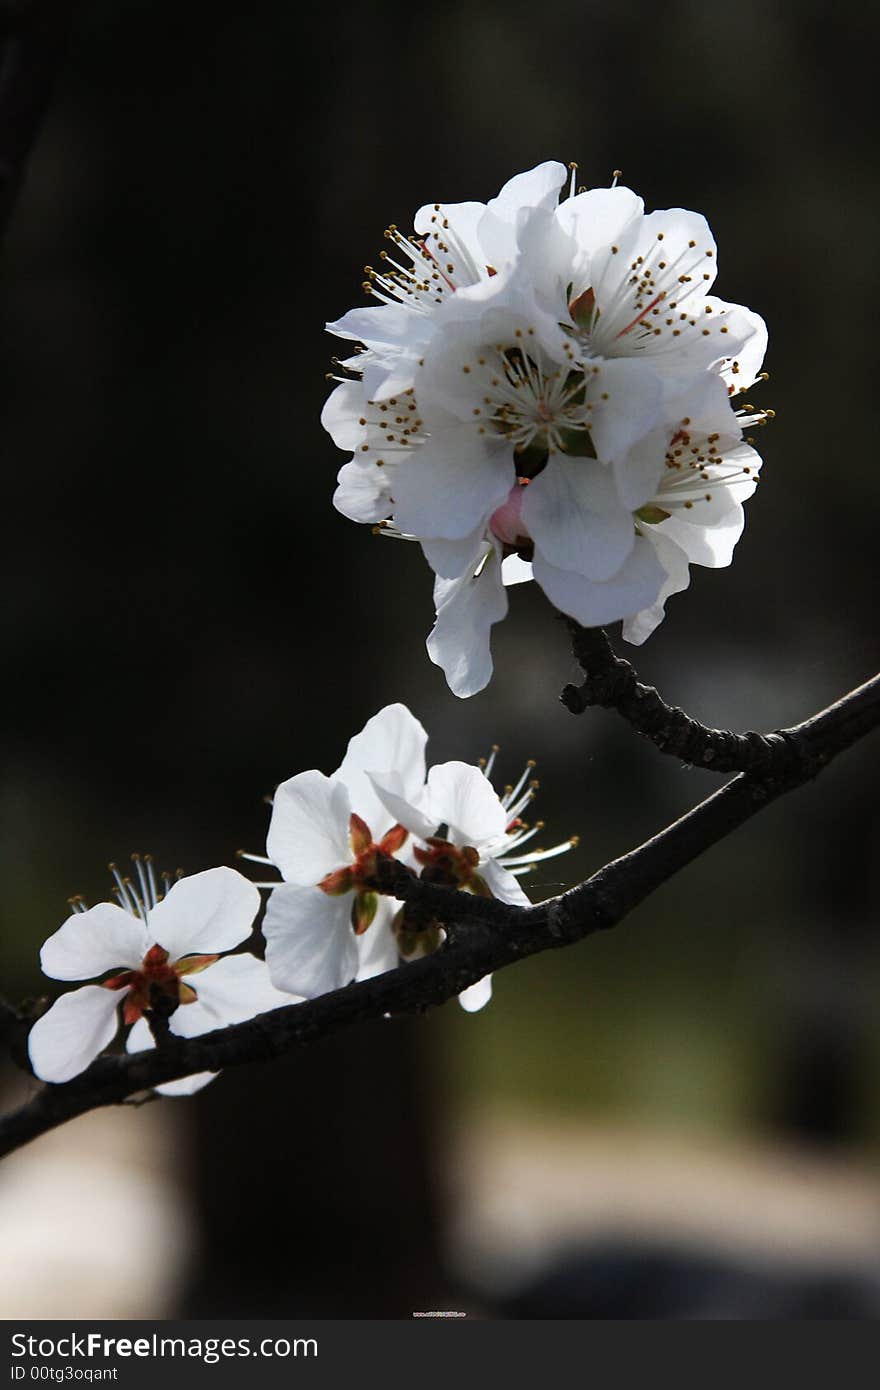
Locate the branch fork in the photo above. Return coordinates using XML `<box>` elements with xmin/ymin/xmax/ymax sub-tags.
<box><xmin>562</xmin><ymin>622</ymin><xmax>822</xmax><ymax>780</ymax></box>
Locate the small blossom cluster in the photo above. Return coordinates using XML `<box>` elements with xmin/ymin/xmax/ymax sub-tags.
<box><xmin>322</xmin><ymin>162</ymin><xmax>771</xmax><ymax>696</ymax></box>
<box><xmin>28</xmin><ymin>705</ymin><xmax>577</xmax><ymax>1087</ymax></box>
<box><xmin>27</xmin><ymin>860</ymin><xmax>298</xmax><ymax>1093</ymax></box>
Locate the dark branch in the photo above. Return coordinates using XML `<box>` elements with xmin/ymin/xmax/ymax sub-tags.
<box><xmin>562</xmin><ymin>622</ymin><xmax>817</xmax><ymax>775</ymax></box>
<box><xmin>0</xmin><ymin>1</ymin><xmax>73</xmax><ymax>240</ymax></box>
<box><xmin>1</xmin><ymin>669</ymin><xmax>877</xmax><ymax>1158</ymax></box>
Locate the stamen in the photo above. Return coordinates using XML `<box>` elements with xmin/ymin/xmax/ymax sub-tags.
<box><xmin>123</xmin><ymin>877</ymin><xmax>144</xmax><ymax>919</ymax></box>
<box><xmin>132</xmin><ymin>854</ymin><xmax>151</xmax><ymax>922</ymax></box>
<box><xmin>109</xmin><ymin>862</ymin><xmax>140</xmax><ymax>917</ymax></box>
<box><xmin>501</xmin><ymin>836</ymin><xmax>580</xmax><ymax>867</ymax></box>
<box><xmin>373</xmin><ymin>521</ymin><xmax>419</xmax><ymax>542</ymax></box>
<box><xmin>144</xmin><ymin>854</ymin><xmax>159</xmax><ymax>909</ymax></box>
<box><xmin>483</xmin><ymin>744</ymin><xmax>500</xmax><ymax>780</ymax></box>
<box><xmin>504</xmin><ymin>781</ymin><xmax>538</xmax><ymax>822</ymax></box>
<box><xmin>502</xmin><ymin>759</ymin><xmax>538</xmax><ymax>809</ymax></box>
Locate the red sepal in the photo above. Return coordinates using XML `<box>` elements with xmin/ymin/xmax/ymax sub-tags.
<box><xmin>319</xmin><ymin>865</ymin><xmax>355</xmax><ymax>896</ymax></box>
<box><xmin>102</xmin><ymin>970</ymin><xmax>135</xmax><ymax>992</ymax></box>
<box><xmin>378</xmin><ymin>823</ymin><xmax>408</xmax><ymax>856</ymax></box>
<box><xmin>122</xmin><ymin>992</ymin><xmax>144</xmax><ymax>1025</ymax></box>
<box><xmin>569</xmin><ymin>286</ymin><xmax>595</xmax><ymax>327</ymax></box>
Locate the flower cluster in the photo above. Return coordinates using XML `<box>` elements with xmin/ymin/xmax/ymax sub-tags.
<box><xmin>246</xmin><ymin>703</ymin><xmax>577</xmax><ymax>1013</ymax></box>
<box><xmin>322</xmin><ymin>162</ymin><xmax>771</xmax><ymax>696</ymax></box>
<box><xmin>28</xmin><ymin>705</ymin><xmax>577</xmax><ymax>1087</ymax></box>
<box><xmin>28</xmin><ymin>861</ymin><xmax>296</xmax><ymax>1091</ymax></box>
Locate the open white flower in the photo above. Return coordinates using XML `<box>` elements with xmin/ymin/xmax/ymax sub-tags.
<box><xmin>251</xmin><ymin>703</ymin><xmax>427</xmax><ymax>998</ymax></box>
<box><xmin>422</xmin><ymin>533</ymin><xmax>531</xmax><ymax>698</ymax></box>
<box><xmin>615</xmin><ymin>373</ymin><xmax>767</xmax><ymax>642</ymax></box>
<box><xmin>412</xmin><ymin>338</ymin><xmax>768</xmax><ymax>693</ymax></box>
<box><xmin>326</xmin><ymin>160</ymin><xmax>571</xmax><ymax>404</ymax></box>
<box><xmin>323</xmin><ymin>161</ymin><xmax>769</xmax><ymax>696</ymax></box>
<box><xmin>28</xmin><ymin>860</ymin><xmax>295</xmax><ymax>1092</ymax></box>
<box><xmin>369</xmin><ymin>748</ymin><xmax>578</xmax><ymax>1012</ymax></box>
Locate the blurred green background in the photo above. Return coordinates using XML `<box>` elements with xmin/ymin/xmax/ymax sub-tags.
<box><xmin>1</xmin><ymin>0</ymin><xmax>879</xmax><ymax>1318</ymax></box>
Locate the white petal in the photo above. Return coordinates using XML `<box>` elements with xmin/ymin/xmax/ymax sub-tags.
<box><xmin>367</xmin><ymin>773</ymin><xmax>438</xmax><ymax>842</ymax></box>
<box><xmin>426</xmin><ymin>541</ymin><xmax>508</xmax><ymax>698</ymax></box>
<box><xmin>612</xmin><ymin>426</ymin><xmax>668</xmax><ymax>511</ymax></box>
<box><xmin>522</xmin><ymin>457</ymin><xmax>636</xmax><ymax>581</ymax></box>
<box><xmin>28</xmin><ymin>985</ymin><xmax>122</xmax><ymax>1083</ymax></box>
<box><xmin>621</xmin><ymin>531</ymin><xmax>691</xmax><ymax>644</ymax></box>
<box><xmin>480</xmin><ymin>857</ymin><xmax>532</xmax><ymax>907</ymax></box>
<box><xmin>613</xmin><ymin>372</ymin><xmax>739</xmax><ymax>513</ymax></box>
<box><xmin>333</xmin><ymin>459</ymin><xmax>392</xmax><ymax>524</ymax></box>
<box><xmin>146</xmin><ymin>1072</ymin><xmax>217</xmax><ymax>1097</ymax></box>
<box><xmin>666</xmin><ymin>297</ymin><xmax>764</xmax><ymax>379</ymax></box>
<box><xmin>421</xmin><ymin>529</ymin><xmax>488</xmax><ymax>582</ymax></box>
<box><xmin>148</xmin><ymin>867</ymin><xmax>259</xmax><ymax>961</ymax></box>
<box><xmin>501</xmin><ymin>553</ymin><xmax>533</xmax><ymax>586</ymax></box>
<box><xmin>720</xmin><ymin>307</ymin><xmax>768</xmax><ymax>391</ymax></box>
<box><xmin>126</xmin><ymin>1017</ymin><xmax>216</xmax><ymax>1097</ymax></box>
<box><xmin>262</xmin><ymin>883</ymin><xmax>358</xmax><ymax>998</ymax></box>
<box><xmin>320</xmin><ymin>379</ymin><xmax>366</xmax><ymax>451</ymax></box>
<box><xmin>666</xmin><ymin>370</ymin><xmax>741</xmax><ymax>441</ymax></box>
<box><xmin>592</xmin><ymin>207</ymin><xmax>717</xmax><ymax>332</ymax></box>
<box><xmin>266</xmin><ymin>770</ymin><xmax>352</xmax><ymax>885</ymax></box>
<box><xmin>458</xmin><ymin>975</ymin><xmax>493</xmax><ymax>1013</ymax></box>
<box><xmin>175</xmin><ymin>952</ymin><xmax>299</xmax><ymax>1030</ymax></box>
<box><xmin>586</xmin><ymin>357</ymin><xmax>663</xmax><ymax>463</ymax></box>
<box><xmin>556</xmin><ymin>186</ymin><xmax>644</xmax><ymax>279</ymax></box>
<box><xmin>426</xmin><ymin>761</ymin><xmax>508</xmax><ymax>848</ymax></box>
<box><xmin>125</xmin><ymin>956</ymin><xmax>297</xmax><ymax>1099</ymax></box>
<box><xmin>611</xmin><ymin>297</ymin><xmax>759</xmax><ymax>381</ymax></box>
<box><xmin>355</xmin><ymin>902</ymin><xmax>400</xmax><ymax>982</ymax></box>
<box><xmin>363</xmin><ymin>349</ymin><xmax>425</xmax><ymax>402</ymax></box>
<box><xmin>40</xmin><ymin>903</ymin><xmax>148</xmax><ymax>982</ymax></box>
<box><xmin>516</xmin><ymin>206</ymin><xmax>581</xmax><ymax>302</ymax></box>
<box><xmin>327</xmin><ymin>303</ymin><xmax>425</xmax><ymax>351</ymax></box>
<box><xmin>391</xmin><ymin>427</ymin><xmax>513</xmax><ymax>541</ymax></box>
<box><xmin>478</xmin><ymin>162</ymin><xmax>568</xmax><ymax>268</ymax></box>
<box><xmin>334</xmin><ymin>703</ymin><xmax>428</xmax><ymax>837</ymax></box>
<box><xmin>656</xmin><ymin>503</ymin><xmax>745</xmax><ymax>568</ymax></box>
<box><xmin>414</xmin><ymin>199</ymin><xmax>485</xmax><ymax>252</ymax></box>
<box><xmin>424</xmin><ymin>267</ymin><xmax>571</xmax><ymax>383</ymax></box>
<box><xmin>491</xmin><ymin>161</ymin><xmax>567</xmax><ymax>217</ymax></box>
<box><xmin>533</xmin><ymin>533</ymin><xmax>667</xmax><ymax>627</ymax></box>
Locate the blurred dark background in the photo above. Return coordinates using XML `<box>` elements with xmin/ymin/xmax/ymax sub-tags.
<box><xmin>1</xmin><ymin>0</ymin><xmax>879</xmax><ymax>1319</ymax></box>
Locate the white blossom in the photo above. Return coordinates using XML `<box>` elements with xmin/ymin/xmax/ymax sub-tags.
<box><xmin>28</xmin><ymin>860</ymin><xmax>295</xmax><ymax>1091</ymax></box>
<box><xmin>323</xmin><ymin>162</ymin><xmax>770</xmax><ymax>696</ymax></box>
<box><xmin>326</xmin><ymin>160</ymin><xmax>570</xmax><ymax>405</ymax></box>
<box><xmin>251</xmin><ymin>704</ymin><xmax>427</xmax><ymax>998</ymax></box>
<box><xmin>369</xmin><ymin>746</ymin><xmax>578</xmax><ymax>1012</ymax></box>
<box><xmin>246</xmin><ymin>707</ymin><xmax>578</xmax><ymax>1014</ymax></box>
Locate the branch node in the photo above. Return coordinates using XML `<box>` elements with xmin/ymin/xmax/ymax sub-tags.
<box><xmin>563</xmin><ymin>621</ymin><xmax>838</xmax><ymax>780</ymax></box>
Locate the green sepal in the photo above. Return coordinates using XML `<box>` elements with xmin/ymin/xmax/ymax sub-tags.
<box><xmin>352</xmin><ymin>890</ymin><xmax>378</xmax><ymax>935</ymax></box>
